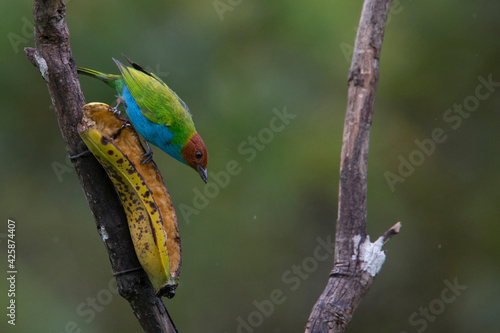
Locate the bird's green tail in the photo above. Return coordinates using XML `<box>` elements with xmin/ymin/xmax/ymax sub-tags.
<box><xmin>77</xmin><ymin>67</ymin><xmax>124</xmax><ymax>92</ymax></box>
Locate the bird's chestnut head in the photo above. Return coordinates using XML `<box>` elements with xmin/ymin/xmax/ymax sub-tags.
<box><xmin>181</xmin><ymin>133</ymin><xmax>208</xmax><ymax>183</ymax></box>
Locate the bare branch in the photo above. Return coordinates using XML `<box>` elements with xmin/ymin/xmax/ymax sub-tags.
<box><xmin>305</xmin><ymin>0</ymin><xmax>398</xmax><ymax>332</ymax></box>
<box><xmin>381</xmin><ymin>222</ymin><xmax>402</xmax><ymax>245</ymax></box>
<box><xmin>25</xmin><ymin>1</ymin><xmax>176</xmax><ymax>331</ymax></box>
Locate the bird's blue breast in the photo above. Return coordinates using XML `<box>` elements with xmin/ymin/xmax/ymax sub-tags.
<box><xmin>120</xmin><ymin>86</ymin><xmax>184</xmax><ymax>163</ymax></box>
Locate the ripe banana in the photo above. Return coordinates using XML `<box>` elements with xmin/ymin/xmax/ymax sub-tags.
<box><xmin>78</xmin><ymin>102</ymin><xmax>181</xmax><ymax>298</ymax></box>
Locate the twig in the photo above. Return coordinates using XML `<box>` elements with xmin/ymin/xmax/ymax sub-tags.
<box><xmin>25</xmin><ymin>1</ymin><xmax>177</xmax><ymax>331</ymax></box>
<box><xmin>305</xmin><ymin>0</ymin><xmax>397</xmax><ymax>332</ymax></box>
<box><xmin>381</xmin><ymin>221</ymin><xmax>402</xmax><ymax>244</ymax></box>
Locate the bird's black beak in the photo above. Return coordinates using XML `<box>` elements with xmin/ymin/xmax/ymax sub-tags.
<box><xmin>196</xmin><ymin>164</ymin><xmax>208</xmax><ymax>183</ymax></box>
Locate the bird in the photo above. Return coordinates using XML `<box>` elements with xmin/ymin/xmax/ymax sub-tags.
<box><xmin>77</xmin><ymin>56</ymin><xmax>208</xmax><ymax>183</ymax></box>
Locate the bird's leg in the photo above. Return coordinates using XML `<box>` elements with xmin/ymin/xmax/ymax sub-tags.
<box><xmin>69</xmin><ymin>149</ymin><xmax>92</xmax><ymax>159</ymax></box>
<box><xmin>141</xmin><ymin>140</ymin><xmax>154</xmax><ymax>165</ymax></box>
<box><xmin>111</xmin><ymin>98</ymin><xmax>122</xmax><ymax>114</ymax></box>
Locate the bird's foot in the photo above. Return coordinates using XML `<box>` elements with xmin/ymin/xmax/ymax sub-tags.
<box><xmin>69</xmin><ymin>149</ymin><xmax>92</xmax><ymax>160</ymax></box>
<box><xmin>111</xmin><ymin>99</ymin><xmax>122</xmax><ymax>114</ymax></box>
<box><xmin>141</xmin><ymin>141</ymin><xmax>153</xmax><ymax>165</ymax></box>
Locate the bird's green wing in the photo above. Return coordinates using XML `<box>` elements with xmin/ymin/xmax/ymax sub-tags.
<box><xmin>113</xmin><ymin>58</ymin><xmax>193</xmax><ymax>129</ymax></box>
<box><xmin>128</xmin><ymin>59</ymin><xmax>192</xmax><ymax>116</ymax></box>
<box><xmin>140</xmin><ymin>107</ymin><xmax>165</xmax><ymax>125</ymax></box>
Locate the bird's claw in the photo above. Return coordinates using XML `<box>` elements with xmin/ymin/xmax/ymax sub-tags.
<box><xmin>141</xmin><ymin>141</ymin><xmax>153</xmax><ymax>165</ymax></box>
<box><xmin>111</xmin><ymin>99</ymin><xmax>122</xmax><ymax>114</ymax></box>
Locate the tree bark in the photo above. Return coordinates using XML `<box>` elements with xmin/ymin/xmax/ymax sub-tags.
<box><xmin>305</xmin><ymin>0</ymin><xmax>399</xmax><ymax>332</ymax></box>
<box><xmin>25</xmin><ymin>1</ymin><xmax>177</xmax><ymax>332</ymax></box>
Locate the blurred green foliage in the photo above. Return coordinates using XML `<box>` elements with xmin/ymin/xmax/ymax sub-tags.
<box><xmin>1</xmin><ymin>0</ymin><xmax>500</xmax><ymax>332</ymax></box>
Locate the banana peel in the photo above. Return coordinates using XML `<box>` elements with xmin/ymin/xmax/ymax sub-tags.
<box><xmin>78</xmin><ymin>102</ymin><xmax>181</xmax><ymax>298</ymax></box>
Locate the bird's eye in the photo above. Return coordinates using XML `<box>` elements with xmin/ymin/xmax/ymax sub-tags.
<box><xmin>195</xmin><ymin>151</ymin><xmax>203</xmax><ymax>159</ymax></box>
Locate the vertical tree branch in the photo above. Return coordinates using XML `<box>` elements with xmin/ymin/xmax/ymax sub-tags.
<box><xmin>25</xmin><ymin>1</ymin><xmax>176</xmax><ymax>331</ymax></box>
<box><xmin>305</xmin><ymin>0</ymin><xmax>399</xmax><ymax>332</ymax></box>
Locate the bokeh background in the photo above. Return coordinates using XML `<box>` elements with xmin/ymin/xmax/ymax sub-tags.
<box><xmin>1</xmin><ymin>0</ymin><xmax>499</xmax><ymax>332</ymax></box>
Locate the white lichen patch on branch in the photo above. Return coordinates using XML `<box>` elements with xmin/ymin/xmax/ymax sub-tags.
<box><xmin>352</xmin><ymin>234</ymin><xmax>386</xmax><ymax>277</ymax></box>
<box><xmin>100</xmin><ymin>225</ymin><xmax>109</xmax><ymax>242</ymax></box>
<box><xmin>351</xmin><ymin>235</ymin><xmax>361</xmax><ymax>259</ymax></box>
<box><xmin>34</xmin><ymin>51</ymin><xmax>49</xmax><ymax>82</ymax></box>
